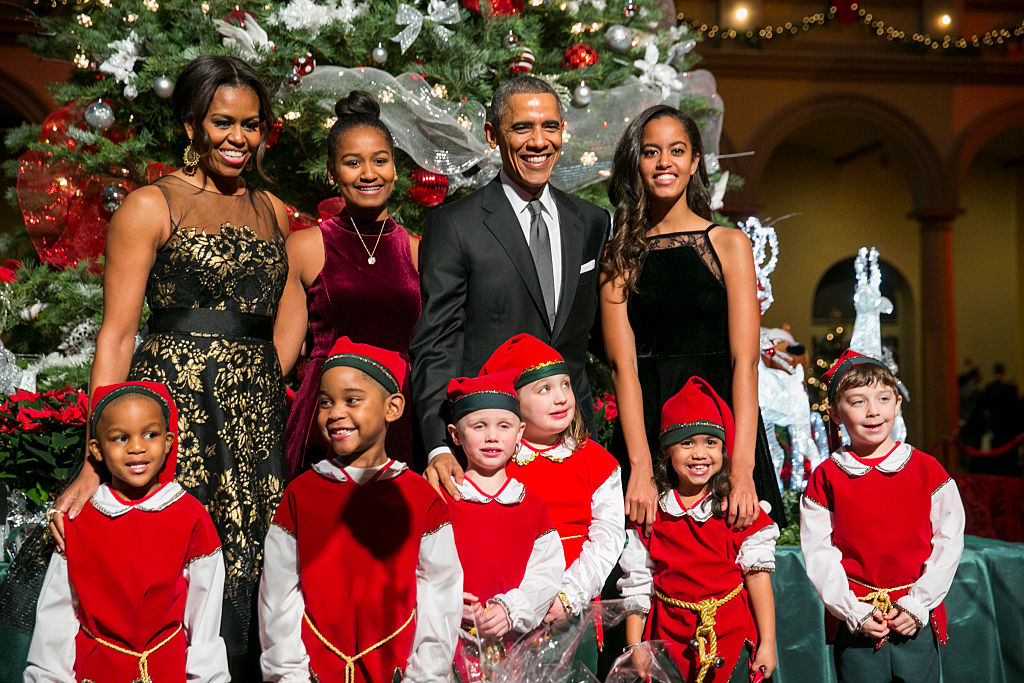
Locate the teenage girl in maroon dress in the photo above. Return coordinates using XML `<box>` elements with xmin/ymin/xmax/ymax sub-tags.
<box><xmin>274</xmin><ymin>90</ymin><xmax>421</xmax><ymax>478</ymax></box>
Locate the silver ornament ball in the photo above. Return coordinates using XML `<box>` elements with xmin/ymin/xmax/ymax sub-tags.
<box><xmin>572</xmin><ymin>82</ymin><xmax>592</xmax><ymax>107</ymax></box>
<box><xmin>372</xmin><ymin>44</ymin><xmax>388</xmax><ymax>64</ymax></box>
<box><xmin>153</xmin><ymin>75</ymin><xmax>175</xmax><ymax>98</ymax></box>
<box><xmin>84</xmin><ymin>100</ymin><xmax>115</xmax><ymax>130</ymax></box>
<box><xmin>286</xmin><ymin>72</ymin><xmax>302</xmax><ymax>88</ymax></box>
<box><xmin>504</xmin><ymin>30</ymin><xmax>521</xmax><ymax>49</ymax></box>
<box><xmin>605</xmin><ymin>24</ymin><xmax>634</xmax><ymax>52</ymax></box>
<box><xmin>101</xmin><ymin>184</ymin><xmax>127</xmax><ymax>213</ymax></box>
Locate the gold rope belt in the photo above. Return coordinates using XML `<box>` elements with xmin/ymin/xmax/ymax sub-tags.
<box><xmin>80</xmin><ymin>623</ymin><xmax>182</xmax><ymax>683</ymax></box>
<box><xmin>304</xmin><ymin>609</ymin><xmax>415</xmax><ymax>683</ymax></box>
<box><xmin>656</xmin><ymin>582</ymin><xmax>744</xmax><ymax>683</ymax></box>
<box><xmin>560</xmin><ymin>533</ymin><xmax>586</xmax><ymax>541</ymax></box>
<box><xmin>849</xmin><ymin>578</ymin><xmax>915</xmax><ymax>616</ymax></box>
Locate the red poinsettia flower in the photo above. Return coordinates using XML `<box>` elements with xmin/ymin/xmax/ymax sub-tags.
<box><xmin>9</xmin><ymin>388</ymin><xmax>40</xmax><ymax>403</ymax></box>
<box><xmin>601</xmin><ymin>392</ymin><xmax>618</xmax><ymax>421</ymax></box>
<box><xmin>0</xmin><ymin>267</ymin><xmax>16</xmax><ymax>283</ymax></box>
<box><xmin>58</xmin><ymin>402</ymin><xmax>86</xmax><ymax>424</ymax></box>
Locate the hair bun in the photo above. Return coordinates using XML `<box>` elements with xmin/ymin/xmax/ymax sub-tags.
<box><xmin>334</xmin><ymin>90</ymin><xmax>381</xmax><ymax>119</ymax></box>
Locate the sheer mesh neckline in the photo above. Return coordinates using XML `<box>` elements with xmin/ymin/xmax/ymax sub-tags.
<box><xmin>153</xmin><ymin>174</ymin><xmax>282</xmax><ymax>243</ymax></box>
<box><xmin>643</xmin><ymin>225</ymin><xmax>723</xmax><ymax>284</ymax></box>
<box><xmin>158</xmin><ymin>174</ymin><xmax>251</xmax><ymax>197</ymax></box>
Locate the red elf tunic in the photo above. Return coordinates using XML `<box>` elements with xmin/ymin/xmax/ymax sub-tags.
<box><xmin>445</xmin><ymin>477</ymin><xmax>564</xmax><ymax>633</ymax></box>
<box><xmin>26</xmin><ymin>381</ymin><xmax>228</xmax><ymax>683</ymax></box>
<box><xmin>618</xmin><ymin>492</ymin><xmax>779</xmax><ymax>681</ymax></box>
<box><xmin>505</xmin><ymin>438</ymin><xmax>624</xmax><ymax>615</ymax></box>
<box><xmin>258</xmin><ymin>458</ymin><xmax>463</xmax><ymax>683</ymax></box>
<box><xmin>800</xmin><ymin>443</ymin><xmax>965</xmax><ymax>644</ymax></box>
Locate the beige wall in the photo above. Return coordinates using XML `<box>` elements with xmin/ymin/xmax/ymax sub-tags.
<box><xmin>954</xmin><ymin>157</ymin><xmax>1021</xmax><ymax>384</ymax></box>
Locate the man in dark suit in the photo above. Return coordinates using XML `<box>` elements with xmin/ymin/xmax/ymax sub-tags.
<box><xmin>412</xmin><ymin>77</ymin><xmax>610</xmax><ymax>493</ymax></box>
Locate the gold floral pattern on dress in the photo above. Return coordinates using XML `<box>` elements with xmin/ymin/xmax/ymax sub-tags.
<box><xmin>128</xmin><ymin>199</ymin><xmax>287</xmax><ymax>647</ymax></box>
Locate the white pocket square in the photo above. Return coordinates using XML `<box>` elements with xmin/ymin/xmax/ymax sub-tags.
<box><xmin>579</xmin><ymin>259</ymin><xmax>596</xmax><ymax>274</ymax></box>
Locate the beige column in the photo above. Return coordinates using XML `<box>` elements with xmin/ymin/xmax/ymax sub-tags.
<box><xmin>912</xmin><ymin>208</ymin><xmax>962</xmax><ymax>468</ymax></box>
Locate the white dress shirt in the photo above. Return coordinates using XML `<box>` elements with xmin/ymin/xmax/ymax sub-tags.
<box><xmin>499</xmin><ymin>169</ymin><xmax>563</xmax><ymax>305</ymax></box>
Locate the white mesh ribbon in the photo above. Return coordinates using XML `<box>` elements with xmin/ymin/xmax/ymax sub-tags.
<box><xmin>301</xmin><ymin>69</ymin><xmax>668</xmax><ymax>193</ymax></box>
<box><xmin>677</xmin><ymin>69</ymin><xmax>725</xmax><ymax>165</ymax></box>
<box><xmin>301</xmin><ymin>66</ymin><xmax>497</xmax><ymax>192</ymax></box>
<box><xmin>391</xmin><ymin>1</ymin><xmax>460</xmax><ymax>54</ymax></box>
<box><xmin>554</xmin><ymin>77</ymin><xmax>664</xmax><ymax>191</ymax></box>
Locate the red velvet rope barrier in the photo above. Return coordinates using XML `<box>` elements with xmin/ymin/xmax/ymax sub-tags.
<box><xmin>960</xmin><ymin>433</ymin><xmax>1024</xmax><ymax>457</ymax></box>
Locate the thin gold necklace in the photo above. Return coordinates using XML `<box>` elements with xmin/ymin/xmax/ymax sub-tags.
<box><xmin>350</xmin><ymin>216</ymin><xmax>387</xmax><ymax>265</ymax></box>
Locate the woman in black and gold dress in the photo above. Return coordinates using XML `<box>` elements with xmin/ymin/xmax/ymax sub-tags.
<box><xmin>600</xmin><ymin>105</ymin><xmax>785</xmax><ymax>533</ymax></box>
<box><xmin>0</xmin><ymin>55</ymin><xmax>288</xmax><ymax>678</ymax></box>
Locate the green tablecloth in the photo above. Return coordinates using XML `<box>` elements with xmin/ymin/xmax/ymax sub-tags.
<box><xmin>770</xmin><ymin>536</ymin><xmax>1024</xmax><ymax>682</ymax></box>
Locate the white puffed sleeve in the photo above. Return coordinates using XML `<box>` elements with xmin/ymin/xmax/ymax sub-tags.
<box><xmin>258</xmin><ymin>524</ymin><xmax>311</xmax><ymax>682</ymax></box>
<box><xmin>560</xmin><ymin>471</ymin><xmax>626</xmax><ymax>614</ymax></box>
<box><xmin>736</xmin><ymin>505</ymin><xmax>780</xmax><ymax>573</ymax></box>
<box><xmin>895</xmin><ymin>480</ymin><xmax>966</xmax><ymax>627</ymax></box>
<box><xmin>183</xmin><ymin>548</ymin><xmax>229</xmax><ymax>682</ymax></box>
<box><xmin>25</xmin><ymin>552</ymin><xmax>78</xmax><ymax>683</ymax></box>
<box><xmin>800</xmin><ymin>495</ymin><xmax>874</xmax><ymax>633</ymax></box>
<box><xmin>616</xmin><ymin>528</ymin><xmax>654</xmax><ymax>615</ymax></box>
<box><xmin>489</xmin><ymin>529</ymin><xmax>565</xmax><ymax>633</ymax></box>
<box><xmin>405</xmin><ymin>523</ymin><xmax>463</xmax><ymax>683</ymax></box>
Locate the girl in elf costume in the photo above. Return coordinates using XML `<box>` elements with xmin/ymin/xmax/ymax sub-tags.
<box><xmin>443</xmin><ymin>372</ymin><xmax>565</xmax><ymax>677</ymax></box>
<box><xmin>26</xmin><ymin>382</ymin><xmax>228</xmax><ymax>682</ymax></box>
<box><xmin>479</xmin><ymin>333</ymin><xmax>625</xmax><ymax>674</ymax></box>
<box><xmin>618</xmin><ymin>376</ymin><xmax>778</xmax><ymax>683</ymax></box>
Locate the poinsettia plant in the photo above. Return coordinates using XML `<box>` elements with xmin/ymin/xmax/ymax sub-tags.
<box><xmin>0</xmin><ymin>386</ymin><xmax>87</xmax><ymax>504</ymax></box>
<box><xmin>592</xmin><ymin>391</ymin><xmax>618</xmax><ymax>447</ymax></box>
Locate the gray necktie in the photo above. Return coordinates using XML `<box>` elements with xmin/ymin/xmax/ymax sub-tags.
<box><xmin>528</xmin><ymin>199</ymin><xmax>556</xmax><ymax>328</ymax></box>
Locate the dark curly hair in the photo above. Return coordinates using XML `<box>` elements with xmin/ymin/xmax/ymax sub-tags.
<box><xmin>602</xmin><ymin>106</ymin><xmax>712</xmax><ymax>294</ymax></box>
<box><xmin>326</xmin><ymin>89</ymin><xmax>395</xmax><ymax>166</ymax></box>
<box><xmin>172</xmin><ymin>55</ymin><xmax>275</xmax><ymax>180</ymax></box>
<box><xmin>654</xmin><ymin>442</ymin><xmax>732</xmax><ymax>518</ymax></box>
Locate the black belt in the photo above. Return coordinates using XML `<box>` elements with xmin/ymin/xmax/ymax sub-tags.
<box><xmin>148</xmin><ymin>308</ymin><xmax>274</xmax><ymax>341</ymax></box>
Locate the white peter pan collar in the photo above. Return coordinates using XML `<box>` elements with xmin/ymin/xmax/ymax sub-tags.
<box><xmin>512</xmin><ymin>438</ymin><xmax>576</xmax><ymax>466</ymax></box>
<box><xmin>312</xmin><ymin>458</ymin><xmax>407</xmax><ymax>485</ymax></box>
<box><xmin>830</xmin><ymin>442</ymin><xmax>912</xmax><ymax>477</ymax></box>
<box><xmin>454</xmin><ymin>477</ymin><xmax>526</xmax><ymax>505</ymax></box>
<box><xmin>91</xmin><ymin>482</ymin><xmax>185</xmax><ymax>518</ymax></box>
<box><xmin>658</xmin><ymin>490</ymin><xmax>773</xmax><ymax>524</ymax></box>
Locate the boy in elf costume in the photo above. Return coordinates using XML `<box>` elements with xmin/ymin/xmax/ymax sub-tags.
<box><xmin>444</xmin><ymin>372</ymin><xmax>565</xmax><ymax>676</ymax></box>
<box><xmin>26</xmin><ymin>381</ymin><xmax>228</xmax><ymax>682</ymax></box>
<box><xmin>801</xmin><ymin>349</ymin><xmax>965</xmax><ymax>683</ymax></box>
<box><xmin>479</xmin><ymin>334</ymin><xmax>624</xmax><ymax>672</ymax></box>
<box><xmin>445</xmin><ymin>372</ymin><xmax>564</xmax><ymax>637</ymax></box>
<box><xmin>258</xmin><ymin>337</ymin><xmax>462</xmax><ymax>683</ymax></box>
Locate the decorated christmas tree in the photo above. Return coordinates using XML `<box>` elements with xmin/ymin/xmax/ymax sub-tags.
<box><xmin>8</xmin><ymin>0</ymin><xmax>730</xmax><ymax>256</ymax></box>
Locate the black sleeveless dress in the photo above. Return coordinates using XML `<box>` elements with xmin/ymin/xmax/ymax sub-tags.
<box><xmin>612</xmin><ymin>226</ymin><xmax>786</xmax><ymax>526</ymax></box>
<box><xmin>0</xmin><ymin>177</ymin><xmax>287</xmax><ymax>680</ymax></box>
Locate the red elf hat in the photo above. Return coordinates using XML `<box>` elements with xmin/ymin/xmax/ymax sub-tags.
<box><xmin>479</xmin><ymin>333</ymin><xmax>568</xmax><ymax>389</ymax></box>
<box><xmin>322</xmin><ymin>336</ymin><xmax>406</xmax><ymax>394</ymax></box>
<box><xmin>90</xmin><ymin>381</ymin><xmax>179</xmax><ymax>486</ymax></box>
<box><xmin>659</xmin><ymin>376</ymin><xmax>735</xmax><ymax>454</ymax></box>
<box><xmin>822</xmin><ymin>349</ymin><xmax>891</xmax><ymax>403</ymax></box>
<box><xmin>447</xmin><ymin>371</ymin><xmax>521</xmax><ymax>423</ymax></box>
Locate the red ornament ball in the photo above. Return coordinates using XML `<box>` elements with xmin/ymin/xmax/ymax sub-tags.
<box><xmin>462</xmin><ymin>0</ymin><xmax>523</xmax><ymax>16</ymax></box>
<box><xmin>409</xmin><ymin>168</ymin><xmax>448</xmax><ymax>207</ymax></box>
<box><xmin>562</xmin><ymin>43</ymin><xmax>600</xmax><ymax>70</ymax></box>
<box><xmin>266</xmin><ymin>117</ymin><xmax>283</xmax><ymax>149</ymax></box>
<box><xmin>293</xmin><ymin>52</ymin><xmax>316</xmax><ymax>75</ymax></box>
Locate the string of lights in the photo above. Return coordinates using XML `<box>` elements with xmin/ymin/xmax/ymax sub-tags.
<box><xmin>677</xmin><ymin>3</ymin><xmax>1024</xmax><ymax>53</ymax></box>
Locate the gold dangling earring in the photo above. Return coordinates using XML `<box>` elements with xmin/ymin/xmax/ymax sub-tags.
<box><xmin>183</xmin><ymin>142</ymin><xmax>199</xmax><ymax>175</ymax></box>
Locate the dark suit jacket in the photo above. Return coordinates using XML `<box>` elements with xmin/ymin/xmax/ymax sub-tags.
<box><xmin>411</xmin><ymin>176</ymin><xmax>611</xmax><ymax>454</ymax></box>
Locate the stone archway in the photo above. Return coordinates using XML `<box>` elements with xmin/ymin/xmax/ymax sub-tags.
<box><xmin>734</xmin><ymin>93</ymin><xmax>949</xmax><ymax>213</ymax></box>
<box><xmin>949</xmin><ymin>99</ymin><xmax>1024</xmax><ymax>191</ymax></box>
